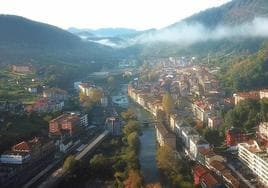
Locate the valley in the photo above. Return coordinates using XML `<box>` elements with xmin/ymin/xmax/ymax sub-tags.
<box><xmin>1</xmin><ymin>0</ymin><xmax>268</xmax><ymax>188</ymax></box>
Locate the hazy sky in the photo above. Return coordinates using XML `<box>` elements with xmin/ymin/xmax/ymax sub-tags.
<box><xmin>0</xmin><ymin>0</ymin><xmax>231</xmax><ymax>30</ymax></box>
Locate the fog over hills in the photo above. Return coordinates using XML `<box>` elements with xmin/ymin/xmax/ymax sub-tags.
<box><xmin>2</xmin><ymin>0</ymin><xmax>268</xmax><ymax>63</ymax></box>
<box><xmin>68</xmin><ymin>0</ymin><xmax>268</xmax><ymax>56</ymax></box>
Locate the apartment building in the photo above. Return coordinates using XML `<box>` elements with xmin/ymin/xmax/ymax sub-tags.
<box><xmin>238</xmin><ymin>140</ymin><xmax>268</xmax><ymax>186</ymax></box>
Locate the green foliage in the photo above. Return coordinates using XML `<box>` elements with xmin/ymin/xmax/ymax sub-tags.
<box><xmin>123</xmin><ymin>120</ymin><xmax>141</xmax><ymax>136</ymax></box>
<box><xmin>107</xmin><ymin>76</ymin><xmax>116</xmax><ymax>90</ymax></box>
<box><xmin>156</xmin><ymin>146</ymin><xmax>193</xmax><ymax>187</ymax></box>
<box><xmin>89</xmin><ymin>154</ymin><xmax>114</xmax><ymax>178</ymax></box>
<box><xmin>184</xmin><ymin>116</ymin><xmax>196</xmax><ymax>127</ymax></box>
<box><xmin>260</xmin><ymin>98</ymin><xmax>268</xmax><ymax>122</ymax></box>
<box><xmin>127</xmin><ymin>132</ymin><xmax>140</xmax><ymax>151</ymax></box>
<box><xmin>123</xmin><ymin>169</ymin><xmax>143</xmax><ymax>188</ymax></box>
<box><xmin>121</xmin><ymin>108</ymin><xmax>137</xmax><ymax>121</ymax></box>
<box><xmin>162</xmin><ymin>92</ymin><xmax>174</xmax><ymax>116</ymax></box>
<box><xmin>79</xmin><ymin>88</ymin><xmax>103</xmax><ymax>110</ymax></box>
<box><xmin>203</xmin><ymin>128</ymin><xmax>223</xmax><ymax>147</ymax></box>
<box><xmin>223</xmin><ymin>99</ymin><xmax>262</xmax><ymax>132</ymax></box>
<box><xmin>221</xmin><ymin>44</ymin><xmax>268</xmax><ymax>93</ymax></box>
<box><xmin>0</xmin><ymin>112</ymin><xmax>48</xmax><ymax>153</ymax></box>
<box><xmin>114</xmin><ymin>109</ymin><xmax>143</xmax><ymax>186</ymax></box>
<box><xmin>156</xmin><ymin>146</ymin><xmax>180</xmax><ymax>174</ymax></box>
<box><xmin>63</xmin><ymin>155</ymin><xmax>79</xmax><ymax>172</ymax></box>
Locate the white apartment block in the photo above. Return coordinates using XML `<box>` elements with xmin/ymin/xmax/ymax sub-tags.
<box><xmin>260</xmin><ymin>89</ymin><xmax>268</xmax><ymax>99</ymax></box>
<box><xmin>238</xmin><ymin>141</ymin><xmax>268</xmax><ymax>186</ymax></box>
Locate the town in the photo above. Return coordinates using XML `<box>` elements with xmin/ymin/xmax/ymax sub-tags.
<box><xmin>128</xmin><ymin>59</ymin><xmax>268</xmax><ymax>188</ymax></box>
<box><xmin>1</xmin><ymin>57</ymin><xmax>268</xmax><ymax>188</ymax></box>
<box><xmin>1</xmin><ymin>1</ymin><xmax>268</xmax><ymax>187</ymax></box>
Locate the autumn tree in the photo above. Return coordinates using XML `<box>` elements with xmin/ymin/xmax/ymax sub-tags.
<box><xmin>124</xmin><ymin>169</ymin><xmax>143</xmax><ymax>188</ymax></box>
<box><xmin>121</xmin><ymin>108</ymin><xmax>137</xmax><ymax>121</ymax></box>
<box><xmin>162</xmin><ymin>92</ymin><xmax>174</xmax><ymax>116</ymax></box>
<box><xmin>127</xmin><ymin>132</ymin><xmax>140</xmax><ymax>150</ymax></box>
<box><xmin>90</xmin><ymin>88</ymin><xmax>103</xmax><ymax>103</ymax></box>
<box><xmin>63</xmin><ymin>155</ymin><xmax>78</xmax><ymax>172</ymax></box>
<box><xmin>156</xmin><ymin>146</ymin><xmax>180</xmax><ymax>175</ymax></box>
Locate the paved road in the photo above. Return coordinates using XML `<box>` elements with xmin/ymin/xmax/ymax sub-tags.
<box><xmin>75</xmin><ymin>130</ymin><xmax>109</xmax><ymax>160</ymax></box>
<box><xmin>22</xmin><ymin>159</ymin><xmax>61</xmax><ymax>188</ymax></box>
<box><xmin>38</xmin><ymin>130</ymin><xmax>109</xmax><ymax>188</ymax></box>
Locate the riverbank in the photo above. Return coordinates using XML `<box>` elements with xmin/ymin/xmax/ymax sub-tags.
<box><xmin>131</xmin><ymin>104</ymin><xmax>160</xmax><ymax>184</ymax></box>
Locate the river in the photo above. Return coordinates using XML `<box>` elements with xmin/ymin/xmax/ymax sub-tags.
<box><xmin>131</xmin><ymin>103</ymin><xmax>160</xmax><ymax>184</ymax></box>
<box><xmin>119</xmin><ymin>84</ymin><xmax>160</xmax><ymax>184</ymax></box>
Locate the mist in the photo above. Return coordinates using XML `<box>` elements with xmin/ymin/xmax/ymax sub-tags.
<box><xmin>130</xmin><ymin>17</ymin><xmax>268</xmax><ymax>46</ymax></box>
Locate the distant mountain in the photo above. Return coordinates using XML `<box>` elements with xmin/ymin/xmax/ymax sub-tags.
<box><xmin>68</xmin><ymin>27</ymin><xmax>139</xmax><ymax>37</ymax></box>
<box><xmin>68</xmin><ymin>27</ymin><xmax>156</xmax><ymax>48</ymax></box>
<box><xmin>128</xmin><ymin>0</ymin><xmax>268</xmax><ymax>59</ymax></box>
<box><xmin>175</xmin><ymin>0</ymin><xmax>268</xmax><ymax>28</ymax></box>
<box><xmin>0</xmin><ymin>15</ymin><xmax>116</xmax><ymax>65</ymax></box>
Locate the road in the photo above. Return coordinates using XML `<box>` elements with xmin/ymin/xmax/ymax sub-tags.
<box><xmin>22</xmin><ymin>159</ymin><xmax>61</xmax><ymax>188</ymax></box>
<box><xmin>37</xmin><ymin>130</ymin><xmax>109</xmax><ymax>188</ymax></box>
<box><xmin>75</xmin><ymin>130</ymin><xmax>109</xmax><ymax>160</ymax></box>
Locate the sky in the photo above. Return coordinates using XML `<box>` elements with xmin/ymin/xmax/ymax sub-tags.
<box><xmin>0</xmin><ymin>0</ymin><xmax>231</xmax><ymax>30</ymax></box>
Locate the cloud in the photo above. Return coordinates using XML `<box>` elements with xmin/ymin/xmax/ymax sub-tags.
<box><xmin>129</xmin><ymin>17</ymin><xmax>268</xmax><ymax>46</ymax></box>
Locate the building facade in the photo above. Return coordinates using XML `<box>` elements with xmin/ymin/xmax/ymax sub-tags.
<box><xmin>238</xmin><ymin>140</ymin><xmax>268</xmax><ymax>186</ymax></box>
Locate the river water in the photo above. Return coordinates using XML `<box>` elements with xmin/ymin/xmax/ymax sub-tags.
<box><xmin>119</xmin><ymin>84</ymin><xmax>160</xmax><ymax>184</ymax></box>
<box><xmin>131</xmin><ymin>104</ymin><xmax>160</xmax><ymax>184</ymax></box>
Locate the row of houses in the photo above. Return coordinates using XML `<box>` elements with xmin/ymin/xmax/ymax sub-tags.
<box><xmin>233</xmin><ymin>89</ymin><xmax>268</xmax><ymax>105</ymax></box>
<box><xmin>128</xmin><ymin>80</ymin><xmax>241</xmax><ymax>188</ymax></box>
<box><xmin>25</xmin><ymin>87</ymin><xmax>68</xmax><ymax>113</ymax></box>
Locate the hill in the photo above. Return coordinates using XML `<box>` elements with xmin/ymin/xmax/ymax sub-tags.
<box><xmin>220</xmin><ymin>43</ymin><xmax>268</xmax><ymax>93</ymax></box>
<box><xmin>128</xmin><ymin>0</ymin><xmax>268</xmax><ymax>59</ymax></box>
<box><xmin>68</xmin><ymin>27</ymin><xmax>139</xmax><ymax>37</ymax></box>
<box><xmin>0</xmin><ymin>15</ymin><xmax>117</xmax><ymax>65</ymax></box>
<box><xmin>182</xmin><ymin>0</ymin><xmax>268</xmax><ymax>27</ymax></box>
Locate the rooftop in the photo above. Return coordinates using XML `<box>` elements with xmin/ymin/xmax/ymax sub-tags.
<box><xmin>201</xmin><ymin>173</ymin><xmax>219</xmax><ymax>187</ymax></box>
<box><xmin>194</xmin><ymin>164</ymin><xmax>209</xmax><ymax>176</ymax></box>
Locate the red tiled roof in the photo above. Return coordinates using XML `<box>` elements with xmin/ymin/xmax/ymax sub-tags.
<box><xmin>201</xmin><ymin>173</ymin><xmax>219</xmax><ymax>187</ymax></box>
<box><xmin>235</xmin><ymin>91</ymin><xmax>260</xmax><ymax>99</ymax></box>
<box><xmin>12</xmin><ymin>141</ymin><xmax>31</xmax><ymax>152</ymax></box>
<box><xmin>194</xmin><ymin>164</ymin><xmax>209</xmax><ymax>176</ymax></box>
<box><xmin>210</xmin><ymin>161</ymin><xmax>226</xmax><ymax>172</ymax></box>
<box><xmin>194</xmin><ymin>100</ymin><xmax>209</xmax><ymax>110</ymax></box>
<box><xmin>198</xmin><ymin>147</ymin><xmax>211</xmax><ymax>155</ymax></box>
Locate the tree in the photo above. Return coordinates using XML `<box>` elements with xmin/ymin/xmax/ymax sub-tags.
<box><xmin>162</xmin><ymin>92</ymin><xmax>174</xmax><ymax>116</ymax></box>
<box><xmin>90</xmin><ymin>154</ymin><xmax>109</xmax><ymax>168</ymax></box>
<box><xmin>124</xmin><ymin>169</ymin><xmax>143</xmax><ymax>188</ymax></box>
<box><xmin>127</xmin><ymin>132</ymin><xmax>139</xmax><ymax>150</ymax></box>
<box><xmin>123</xmin><ymin>120</ymin><xmax>141</xmax><ymax>136</ymax></box>
<box><xmin>121</xmin><ymin>108</ymin><xmax>137</xmax><ymax>121</ymax></box>
<box><xmin>107</xmin><ymin>76</ymin><xmax>116</xmax><ymax>89</ymax></box>
<box><xmin>223</xmin><ymin>99</ymin><xmax>260</xmax><ymax>132</ymax></box>
<box><xmin>5</xmin><ymin>122</ymin><xmax>12</xmax><ymax>131</ymax></box>
<box><xmin>91</xmin><ymin>88</ymin><xmax>103</xmax><ymax>103</ymax></box>
<box><xmin>63</xmin><ymin>155</ymin><xmax>78</xmax><ymax>172</ymax></box>
<box><xmin>156</xmin><ymin>146</ymin><xmax>180</xmax><ymax>174</ymax></box>
<box><xmin>203</xmin><ymin>128</ymin><xmax>223</xmax><ymax>147</ymax></box>
<box><xmin>43</xmin><ymin>115</ymin><xmax>52</xmax><ymax>122</ymax></box>
<box><xmin>260</xmin><ymin>98</ymin><xmax>268</xmax><ymax>121</ymax></box>
<box><xmin>156</xmin><ymin>146</ymin><xmax>193</xmax><ymax>187</ymax></box>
